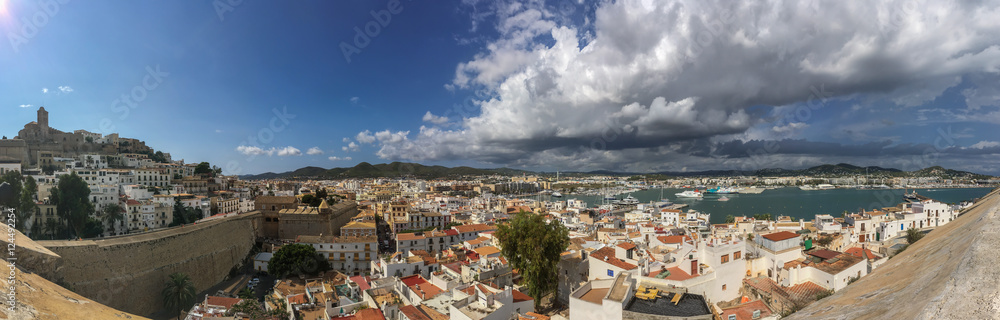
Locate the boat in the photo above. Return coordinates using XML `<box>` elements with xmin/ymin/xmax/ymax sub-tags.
<box><xmin>675</xmin><ymin>190</ymin><xmax>703</xmax><ymax>198</ymax></box>
<box><xmin>904</xmin><ymin>189</ymin><xmax>921</xmax><ymax>202</ymax></box>
<box><xmin>551</xmin><ymin>192</ymin><xmax>563</xmax><ymax>197</ymax></box>
<box><xmin>614</xmin><ymin>195</ymin><xmax>639</xmax><ymax>205</ymax></box>
<box><xmin>706</xmin><ymin>186</ymin><xmax>739</xmax><ymax>194</ymax></box>
<box><xmin>718</xmin><ymin>196</ymin><xmax>730</xmax><ymax>201</ymax></box>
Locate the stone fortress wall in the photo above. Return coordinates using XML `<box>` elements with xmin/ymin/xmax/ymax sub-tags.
<box><xmin>35</xmin><ymin>211</ymin><xmax>261</xmax><ymax>316</ymax></box>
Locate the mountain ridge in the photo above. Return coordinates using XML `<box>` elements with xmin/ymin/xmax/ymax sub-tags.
<box><xmin>239</xmin><ymin>162</ymin><xmax>994</xmax><ymax>180</ymax></box>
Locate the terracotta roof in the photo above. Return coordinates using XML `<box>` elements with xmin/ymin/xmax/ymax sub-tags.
<box><xmin>720</xmin><ymin>300</ymin><xmax>773</xmax><ymax>320</ymax></box>
<box><xmin>287</xmin><ymin>293</ymin><xmax>308</xmax><ymax>305</ymax></box>
<box><xmin>589</xmin><ymin>247</ymin><xmax>637</xmax><ymax>270</ymax></box>
<box><xmin>511</xmin><ymin>288</ymin><xmax>534</xmax><ymax>302</ymax></box>
<box><xmin>617</xmin><ymin>242</ymin><xmax>637</xmax><ymax>250</ymax></box>
<box><xmin>657</xmin><ymin>235</ymin><xmax>691</xmax><ymax>244</ymax></box>
<box><xmin>410</xmin><ymin>282</ymin><xmax>445</xmax><ymax>300</ymax></box>
<box><xmin>204</xmin><ymin>296</ymin><xmax>242</xmax><ymax>309</ymax></box>
<box><xmin>474</xmin><ymin>246</ymin><xmax>501</xmax><ymax>256</ymax></box>
<box><xmin>417</xmin><ymin>305</ymin><xmax>448</xmax><ymax>320</ymax></box>
<box><xmin>397</xmin><ymin>233</ymin><xmax>426</xmax><ymax>241</ymax></box>
<box><xmin>762</xmin><ymin>231</ymin><xmax>800</xmax><ymax>242</ymax></box>
<box><xmin>353</xmin><ymin>308</ymin><xmax>386</xmax><ymax>320</ymax></box>
<box><xmin>647</xmin><ymin>266</ymin><xmax>696</xmax><ymax>281</ymax></box>
<box><xmin>399</xmin><ymin>305</ymin><xmax>430</xmax><ymax>320</ymax></box>
<box><xmin>845</xmin><ymin>247</ymin><xmax>879</xmax><ymax>260</ymax></box>
<box><xmin>807</xmin><ymin>249</ymin><xmax>842</xmax><ymax>260</ymax></box>
<box><xmin>454</xmin><ymin>223</ymin><xmax>495</xmax><ymax>234</ymax></box>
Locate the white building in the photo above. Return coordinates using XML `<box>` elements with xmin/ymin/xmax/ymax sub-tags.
<box><xmin>298</xmin><ymin>235</ymin><xmax>377</xmax><ymax>276</ymax></box>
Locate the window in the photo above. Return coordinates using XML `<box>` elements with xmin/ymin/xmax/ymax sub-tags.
<box><xmin>722</xmin><ymin>284</ymin><xmax>727</xmax><ymax>291</ymax></box>
<box><xmin>721</xmin><ymin>254</ymin><xmax>729</xmax><ymax>264</ymax></box>
<box><xmin>734</xmin><ymin>251</ymin><xmax>741</xmax><ymax>259</ymax></box>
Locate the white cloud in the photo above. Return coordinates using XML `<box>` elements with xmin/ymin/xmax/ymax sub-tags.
<box><xmin>342</xmin><ymin>137</ymin><xmax>351</xmax><ymax>143</ymax></box>
<box><xmin>215</xmin><ymin>129</ymin><xmax>223</xmax><ymax>133</ymax></box>
<box><xmin>969</xmin><ymin>141</ymin><xmax>1000</xmax><ymax>149</ymax></box>
<box><xmin>41</xmin><ymin>88</ymin><xmax>48</xmax><ymax>94</ymax></box>
<box><xmin>355</xmin><ymin>130</ymin><xmax>376</xmax><ymax>144</ymax></box>
<box><xmin>19</xmin><ymin>104</ymin><xmax>32</xmax><ymax>108</ymax></box>
<box><xmin>342</xmin><ymin>142</ymin><xmax>360</xmax><ymax>152</ymax></box>
<box><xmin>58</xmin><ymin>86</ymin><xmax>73</xmax><ymax>93</ymax></box>
<box><xmin>367</xmin><ymin>0</ymin><xmax>1000</xmax><ymax>170</ymax></box>
<box><xmin>276</xmin><ymin>146</ymin><xmax>302</xmax><ymax>156</ymax></box>
<box><xmin>328</xmin><ymin>156</ymin><xmax>353</xmax><ymax>161</ymax></box>
<box><xmin>236</xmin><ymin>145</ymin><xmax>274</xmax><ymax>156</ymax></box>
<box><xmin>306</xmin><ymin>147</ymin><xmax>325</xmax><ymax>155</ymax></box>
<box><xmin>350</xmin><ymin>97</ymin><xmax>360</xmax><ymax>104</ymax></box>
<box><xmin>236</xmin><ymin>145</ymin><xmax>302</xmax><ymax>156</ymax></box>
<box><xmin>422</xmin><ymin>111</ymin><xmax>450</xmax><ymax>125</ymax></box>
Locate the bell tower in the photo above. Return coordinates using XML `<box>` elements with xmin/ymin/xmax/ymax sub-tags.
<box><xmin>37</xmin><ymin>106</ymin><xmax>49</xmax><ymax>139</ymax></box>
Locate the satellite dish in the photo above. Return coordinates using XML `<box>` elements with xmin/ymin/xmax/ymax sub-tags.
<box><xmin>0</xmin><ymin>182</ymin><xmax>14</xmax><ymax>207</ymax></box>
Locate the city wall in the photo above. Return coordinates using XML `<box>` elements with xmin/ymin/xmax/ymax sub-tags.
<box><xmin>36</xmin><ymin>211</ymin><xmax>261</xmax><ymax>316</ymax></box>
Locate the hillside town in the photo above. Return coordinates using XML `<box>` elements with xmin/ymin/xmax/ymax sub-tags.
<box><xmin>0</xmin><ymin>107</ymin><xmax>988</xmax><ymax>320</ymax></box>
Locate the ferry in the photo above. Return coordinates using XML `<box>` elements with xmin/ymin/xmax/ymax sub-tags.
<box><xmin>675</xmin><ymin>190</ymin><xmax>704</xmax><ymax>198</ymax></box>
<box><xmin>706</xmin><ymin>186</ymin><xmax>739</xmax><ymax>194</ymax></box>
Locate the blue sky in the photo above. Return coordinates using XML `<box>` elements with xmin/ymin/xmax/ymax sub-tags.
<box><xmin>2</xmin><ymin>0</ymin><xmax>1000</xmax><ymax>175</ymax></box>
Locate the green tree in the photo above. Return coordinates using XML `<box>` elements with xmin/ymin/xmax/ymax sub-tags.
<box><xmin>82</xmin><ymin>217</ymin><xmax>104</xmax><ymax>238</ymax></box>
<box><xmin>301</xmin><ymin>194</ymin><xmax>315</xmax><ymax>206</ymax></box>
<box><xmin>495</xmin><ymin>210</ymin><xmax>570</xmax><ymax>309</ymax></box>
<box><xmin>315</xmin><ymin>188</ymin><xmax>328</xmax><ymax>200</ymax></box>
<box><xmin>238</xmin><ymin>288</ymin><xmax>254</xmax><ymax>299</ymax></box>
<box><xmin>816</xmin><ymin>235</ymin><xmax>833</xmax><ymax>247</ymax></box>
<box><xmin>50</xmin><ymin>173</ymin><xmax>94</xmax><ymax>238</ymax></box>
<box><xmin>101</xmin><ymin>203</ymin><xmax>125</xmax><ymax>234</ymax></box>
<box><xmin>162</xmin><ymin>272</ymin><xmax>196</xmax><ymax>320</ymax></box>
<box><xmin>194</xmin><ymin>162</ymin><xmax>212</xmax><ymax>175</ymax></box>
<box><xmin>17</xmin><ymin>176</ymin><xmax>38</xmax><ymax>232</ymax></box>
<box><xmin>905</xmin><ymin>228</ymin><xmax>924</xmax><ymax>244</ymax></box>
<box><xmin>169</xmin><ymin>202</ymin><xmax>202</xmax><ymax>227</ymax></box>
<box><xmin>725</xmin><ymin>215</ymin><xmax>735</xmax><ymax>223</ymax></box>
<box><xmin>268</xmin><ymin>243</ymin><xmax>330</xmax><ymax>278</ymax></box>
<box><xmin>0</xmin><ymin>171</ymin><xmax>22</xmax><ymax>210</ymax></box>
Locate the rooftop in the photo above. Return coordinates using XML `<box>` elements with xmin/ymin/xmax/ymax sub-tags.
<box><xmin>720</xmin><ymin>300</ymin><xmax>773</xmax><ymax>320</ymax></box>
<box><xmin>762</xmin><ymin>231</ymin><xmax>800</xmax><ymax>242</ymax></box>
<box><xmin>589</xmin><ymin>247</ymin><xmax>637</xmax><ymax>270</ymax></box>
<box><xmin>624</xmin><ymin>292</ymin><xmax>711</xmax><ymax>318</ymax></box>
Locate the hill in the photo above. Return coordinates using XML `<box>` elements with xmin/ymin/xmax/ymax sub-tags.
<box><xmin>242</xmin><ymin>162</ymin><xmax>993</xmax><ymax>180</ymax></box>
<box><xmin>241</xmin><ymin>162</ymin><xmax>531</xmax><ymax>180</ymax></box>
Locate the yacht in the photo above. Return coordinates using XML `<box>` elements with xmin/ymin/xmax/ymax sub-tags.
<box><xmin>551</xmin><ymin>191</ymin><xmax>563</xmax><ymax>197</ymax></box>
<box><xmin>614</xmin><ymin>195</ymin><xmax>639</xmax><ymax>205</ymax></box>
<box><xmin>718</xmin><ymin>196</ymin><xmax>730</xmax><ymax>201</ymax></box>
<box><xmin>675</xmin><ymin>190</ymin><xmax>703</xmax><ymax>198</ymax></box>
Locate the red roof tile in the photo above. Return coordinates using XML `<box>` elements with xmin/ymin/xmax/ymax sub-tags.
<box><xmin>720</xmin><ymin>300</ymin><xmax>773</xmax><ymax>320</ymax></box>
<box><xmin>617</xmin><ymin>242</ymin><xmax>637</xmax><ymax>250</ymax></box>
<box><xmin>204</xmin><ymin>296</ymin><xmax>243</xmax><ymax>309</ymax></box>
<box><xmin>589</xmin><ymin>247</ymin><xmax>637</xmax><ymax>270</ymax></box>
<box><xmin>512</xmin><ymin>289</ymin><xmax>534</xmax><ymax>302</ymax></box>
<box><xmin>762</xmin><ymin>231</ymin><xmax>800</xmax><ymax>242</ymax></box>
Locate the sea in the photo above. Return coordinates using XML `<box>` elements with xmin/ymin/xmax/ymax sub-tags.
<box><xmin>526</xmin><ymin>187</ymin><xmax>994</xmax><ymax>224</ymax></box>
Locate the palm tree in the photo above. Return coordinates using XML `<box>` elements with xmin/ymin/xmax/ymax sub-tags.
<box><xmin>238</xmin><ymin>288</ymin><xmax>254</xmax><ymax>299</ymax></box>
<box><xmin>162</xmin><ymin>272</ymin><xmax>196</xmax><ymax>320</ymax></box>
<box><xmin>725</xmin><ymin>215</ymin><xmax>735</xmax><ymax>223</ymax></box>
<box><xmin>102</xmin><ymin>204</ymin><xmax>125</xmax><ymax>235</ymax></box>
